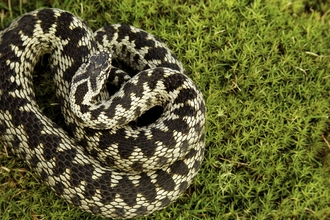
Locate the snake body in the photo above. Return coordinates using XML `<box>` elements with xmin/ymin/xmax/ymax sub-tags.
<box><xmin>0</xmin><ymin>8</ymin><xmax>206</xmax><ymax>218</ymax></box>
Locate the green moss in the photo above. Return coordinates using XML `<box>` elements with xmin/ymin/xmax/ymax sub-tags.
<box><xmin>1</xmin><ymin>0</ymin><xmax>330</xmax><ymax>219</ymax></box>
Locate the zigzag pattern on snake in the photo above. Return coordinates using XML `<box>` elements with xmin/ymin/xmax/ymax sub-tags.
<box><xmin>0</xmin><ymin>8</ymin><xmax>206</xmax><ymax>218</ymax></box>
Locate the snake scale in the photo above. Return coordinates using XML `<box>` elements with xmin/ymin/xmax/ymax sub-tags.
<box><xmin>0</xmin><ymin>8</ymin><xmax>206</xmax><ymax>218</ymax></box>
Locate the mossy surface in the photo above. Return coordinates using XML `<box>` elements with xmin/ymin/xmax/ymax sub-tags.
<box><xmin>1</xmin><ymin>0</ymin><xmax>330</xmax><ymax>219</ymax></box>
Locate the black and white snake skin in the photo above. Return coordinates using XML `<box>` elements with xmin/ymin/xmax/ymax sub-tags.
<box><xmin>0</xmin><ymin>8</ymin><xmax>206</xmax><ymax>218</ymax></box>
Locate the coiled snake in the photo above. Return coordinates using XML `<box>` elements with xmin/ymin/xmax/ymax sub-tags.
<box><xmin>0</xmin><ymin>8</ymin><xmax>206</xmax><ymax>218</ymax></box>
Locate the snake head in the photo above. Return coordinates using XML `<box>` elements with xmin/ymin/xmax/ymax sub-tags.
<box><xmin>87</xmin><ymin>52</ymin><xmax>111</xmax><ymax>90</ymax></box>
<box><xmin>76</xmin><ymin>51</ymin><xmax>112</xmax><ymax>93</ymax></box>
<box><xmin>70</xmin><ymin>51</ymin><xmax>112</xmax><ymax>103</ymax></box>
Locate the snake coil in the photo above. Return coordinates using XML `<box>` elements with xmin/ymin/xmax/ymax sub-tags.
<box><xmin>0</xmin><ymin>8</ymin><xmax>206</xmax><ymax>218</ymax></box>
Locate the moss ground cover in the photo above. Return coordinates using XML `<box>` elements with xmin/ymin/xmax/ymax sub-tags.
<box><xmin>1</xmin><ymin>0</ymin><xmax>330</xmax><ymax>219</ymax></box>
